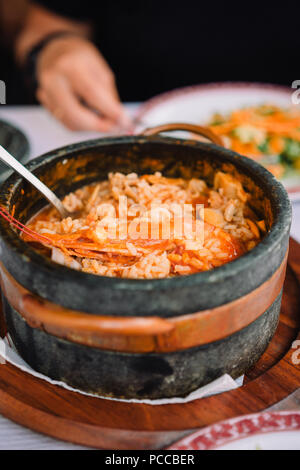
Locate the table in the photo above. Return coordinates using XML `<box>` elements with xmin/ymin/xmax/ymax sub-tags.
<box><xmin>0</xmin><ymin>105</ymin><xmax>299</xmax><ymax>449</ymax></box>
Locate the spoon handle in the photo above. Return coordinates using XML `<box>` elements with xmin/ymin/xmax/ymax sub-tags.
<box><xmin>0</xmin><ymin>145</ymin><xmax>68</xmax><ymax>218</ymax></box>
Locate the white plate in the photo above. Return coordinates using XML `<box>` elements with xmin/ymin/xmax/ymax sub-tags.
<box><xmin>135</xmin><ymin>82</ymin><xmax>300</xmax><ymax>200</ymax></box>
<box><xmin>216</xmin><ymin>430</ymin><xmax>300</xmax><ymax>450</ymax></box>
<box><xmin>168</xmin><ymin>411</ymin><xmax>300</xmax><ymax>450</ymax></box>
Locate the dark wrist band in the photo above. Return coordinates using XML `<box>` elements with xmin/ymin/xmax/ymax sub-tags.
<box><xmin>24</xmin><ymin>31</ymin><xmax>79</xmax><ymax>94</ymax></box>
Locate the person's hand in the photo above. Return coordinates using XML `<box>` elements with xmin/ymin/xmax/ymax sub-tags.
<box><xmin>36</xmin><ymin>35</ymin><xmax>131</xmax><ymax>131</ymax></box>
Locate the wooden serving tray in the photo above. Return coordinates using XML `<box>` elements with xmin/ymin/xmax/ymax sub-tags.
<box><xmin>0</xmin><ymin>238</ymin><xmax>299</xmax><ymax>450</ymax></box>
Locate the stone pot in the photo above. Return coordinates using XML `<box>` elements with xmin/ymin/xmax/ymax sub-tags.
<box><xmin>0</xmin><ymin>124</ymin><xmax>292</xmax><ymax>399</ymax></box>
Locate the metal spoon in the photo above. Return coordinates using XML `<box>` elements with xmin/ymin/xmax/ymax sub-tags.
<box><xmin>0</xmin><ymin>145</ymin><xmax>72</xmax><ymax>219</ymax></box>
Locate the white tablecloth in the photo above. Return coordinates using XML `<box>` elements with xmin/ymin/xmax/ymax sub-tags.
<box><xmin>0</xmin><ymin>105</ymin><xmax>299</xmax><ymax>450</ymax></box>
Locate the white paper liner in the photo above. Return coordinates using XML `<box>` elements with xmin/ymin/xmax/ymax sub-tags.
<box><xmin>0</xmin><ymin>336</ymin><xmax>243</xmax><ymax>405</ymax></box>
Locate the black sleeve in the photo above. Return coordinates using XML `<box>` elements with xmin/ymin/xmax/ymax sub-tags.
<box><xmin>31</xmin><ymin>0</ymin><xmax>92</xmax><ymax>21</ymax></box>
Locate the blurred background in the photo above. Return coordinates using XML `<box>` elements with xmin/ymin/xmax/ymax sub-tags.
<box><xmin>0</xmin><ymin>0</ymin><xmax>297</xmax><ymax>105</ymax></box>
<box><xmin>0</xmin><ymin>0</ymin><xmax>30</xmax><ymax>104</ymax></box>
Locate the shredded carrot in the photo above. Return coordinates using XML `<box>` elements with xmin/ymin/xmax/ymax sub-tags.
<box><xmin>210</xmin><ymin>106</ymin><xmax>300</xmax><ymax>138</ymax></box>
<box><xmin>208</xmin><ymin>105</ymin><xmax>300</xmax><ymax>175</ymax></box>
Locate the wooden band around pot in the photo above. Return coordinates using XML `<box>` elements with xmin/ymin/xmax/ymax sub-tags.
<box><xmin>0</xmin><ymin>253</ymin><xmax>287</xmax><ymax>353</ymax></box>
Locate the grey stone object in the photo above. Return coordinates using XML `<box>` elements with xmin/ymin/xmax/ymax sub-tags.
<box><xmin>0</xmin><ymin>135</ymin><xmax>292</xmax><ymax>398</ymax></box>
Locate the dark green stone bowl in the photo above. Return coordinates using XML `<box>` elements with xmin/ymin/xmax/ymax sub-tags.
<box><xmin>0</xmin><ymin>119</ymin><xmax>29</xmax><ymax>182</ymax></box>
<box><xmin>0</xmin><ymin>135</ymin><xmax>292</xmax><ymax>398</ymax></box>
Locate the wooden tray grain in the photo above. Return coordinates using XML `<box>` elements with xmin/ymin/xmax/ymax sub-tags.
<box><xmin>0</xmin><ymin>238</ymin><xmax>299</xmax><ymax>450</ymax></box>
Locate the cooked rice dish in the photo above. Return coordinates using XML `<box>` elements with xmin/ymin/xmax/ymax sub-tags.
<box><xmin>24</xmin><ymin>171</ymin><xmax>266</xmax><ymax>279</ymax></box>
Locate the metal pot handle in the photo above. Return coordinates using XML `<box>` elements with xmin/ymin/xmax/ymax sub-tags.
<box><xmin>140</xmin><ymin>122</ymin><xmax>224</xmax><ymax>147</ymax></box>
